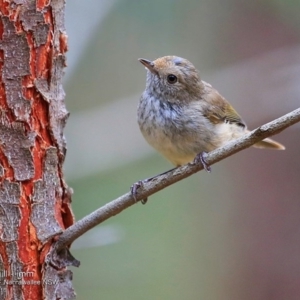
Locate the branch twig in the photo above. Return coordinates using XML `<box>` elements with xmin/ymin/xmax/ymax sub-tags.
<box><xmin>55</xmin><ymin>107</ymin><xmax>300</xmax><ymax>252</ymax></box>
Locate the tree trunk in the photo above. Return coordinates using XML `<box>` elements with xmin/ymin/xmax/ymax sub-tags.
<box><xmin>0</xmin><ymin>1</ymin><xmax>75</xmax><ymax>299</ymax></box>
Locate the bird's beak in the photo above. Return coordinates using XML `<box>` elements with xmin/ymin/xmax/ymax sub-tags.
<box><xmin>138</xmin><ymin>58</ymin><xmax>159</xmax><ymax>76</ymax></box>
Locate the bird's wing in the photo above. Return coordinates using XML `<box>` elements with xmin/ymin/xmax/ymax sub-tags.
<box><xmin>201</xmin><ymin>81</ymin><xmax>246</xmax><ymax>128</ymax></box>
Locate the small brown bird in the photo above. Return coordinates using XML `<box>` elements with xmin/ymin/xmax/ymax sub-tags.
<box><xmin>133</xmin><ymin>56</ymin><xmax>285</xmax><ymax>203</ymax></box>
<box><xmin>137</xmin><ymin>56</ymin><xmax>284</xmax><ymax>170</ymax></box>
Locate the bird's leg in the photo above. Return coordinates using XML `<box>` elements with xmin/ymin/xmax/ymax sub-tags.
<box><xmin>130</xmin><ymin>180</ymin><xmax>148</xmax><ymax>204</ymax></box>
<box><xmin>130</xmin><ymin>167</ymin><xmax>178</xmax><ymax>204</ymax></box>
<box><xmin>132</xmin><ymin>153</ymin><xmax>210</xmax><ymax>204</ymax></box>
<box><xmin>193</xmin><ymin>151</ymin><xmax>211</xmax><ymax>172</ymax></box>
<box><xmin>146</xmin><ymin>167</ymin><xmax>178</xmax><ymax>180</ymax></box>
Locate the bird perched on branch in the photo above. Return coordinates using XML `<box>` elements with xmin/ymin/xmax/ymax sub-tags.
<box><xmin>133</xmin><ymin>55</ymin><xmax>285</xmax><ymax>204</ymax></box>
<box><xmin>137</xmin><ymin>55</ymin><xmax>285</xmax><ymax>171</ymax></box>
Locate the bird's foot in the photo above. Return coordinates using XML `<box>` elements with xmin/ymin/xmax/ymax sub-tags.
<box><xmin>194</xmin><ymin>151</ymin><xmax>211</xmax><ymax>172</ymax></box>
<box><xmin>130</xmin><ymin>167</ymin><xmax>177</xmax><ymax>205</ymax></box>
<box><xmin>130</xmin><ymin>180</ymin><xmax>148</xmax><ymax>204</ymax></box>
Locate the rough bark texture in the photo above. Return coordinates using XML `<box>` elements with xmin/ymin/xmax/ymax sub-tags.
<box><xmin>0</xmin><ymin>1</ymin><xmax>75</xmax><ymax>299</ymax></box>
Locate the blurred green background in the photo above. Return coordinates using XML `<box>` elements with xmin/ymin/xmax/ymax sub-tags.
<box><xmin>65</xmin><ymin>1</ymin><xmax>300</xmax><ymax>299</ymax></box>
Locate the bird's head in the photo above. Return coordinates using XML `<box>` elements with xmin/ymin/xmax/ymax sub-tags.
<box><xmin>139</xmin><ymin>56</ymin><xmax>203</xmax><ymax>102</ymax></box>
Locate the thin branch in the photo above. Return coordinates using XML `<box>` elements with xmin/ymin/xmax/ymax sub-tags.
<box><xmin>55</xmin><ymin>107</ymin><xmax>300</xmax><ymax>252</ymax></box>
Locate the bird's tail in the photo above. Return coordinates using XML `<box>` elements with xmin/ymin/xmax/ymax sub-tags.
<box><xmin>245</xmin><ymin>130</ymin><xmax>285</xmax><ymax>150</ymax></box>
<box><xmin>253</xmin><ymin>138</ymin><xmax>285</xmax><ymax>150</ymax></box>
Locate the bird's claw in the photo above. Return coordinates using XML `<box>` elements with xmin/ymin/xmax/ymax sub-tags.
<box><xmin>130</xmin><ymin>180</ymin><xmax>148</xmax><ymax>204</ymax></box>
<box><xmin>194</xmin><ymin>151</ymin><xmax>211</xmax><ymax>172</ymax></box>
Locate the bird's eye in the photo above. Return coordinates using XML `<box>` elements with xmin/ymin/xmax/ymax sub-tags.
<box><xmin>167</xmin><ymin>74</ymin><xmax>177</xmax><ymax>84</ymax></box>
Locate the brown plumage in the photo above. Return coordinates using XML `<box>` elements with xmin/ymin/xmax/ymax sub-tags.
<box><xmin>138</xmin><ymin>56</ymin><xmax>284</xmax><ymax>167</ymax></box>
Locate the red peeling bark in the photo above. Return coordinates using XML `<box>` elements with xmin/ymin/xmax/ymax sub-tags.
<box><xmin>0</xmin><ymin>1</ymin><xmax>75</xmax><ymax>299</ymax></box>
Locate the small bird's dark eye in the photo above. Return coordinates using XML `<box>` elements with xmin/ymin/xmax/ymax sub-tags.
<box><xmin>167</xmin><ymin>74</ymin><xmax>177</xmax><ymax>84</ymax></box>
